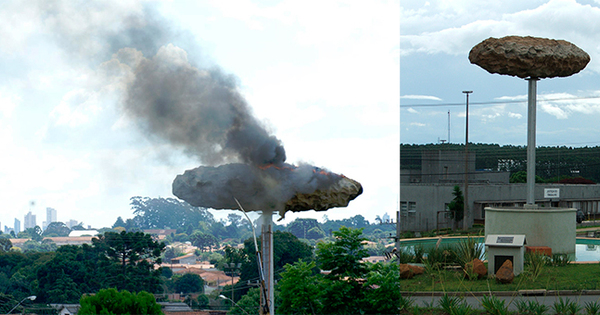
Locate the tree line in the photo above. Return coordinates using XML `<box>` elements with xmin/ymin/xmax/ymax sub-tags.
<box><xmin>401</xmin><ymin>143</ymin><xmax>600</xmax><ymax>183</ymax></box>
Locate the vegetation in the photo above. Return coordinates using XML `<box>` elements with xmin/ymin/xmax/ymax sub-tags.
<box><xmin>401</xmin><ymin>143</ymin><xmax>600</xmax><ymax>183</ymax></box>
<box><xmin>447</xmin><ymin>185</ymin><xmax>465</xmax><ymax>229</ymax></box>
<box><xmin>78</xmin><ymin>288</ymin><xmax>162</xmax><ymax>315</ymax></box>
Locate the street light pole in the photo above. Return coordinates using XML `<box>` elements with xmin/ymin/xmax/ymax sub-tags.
<box><xmin>8</xmin><ymin>295</ymin><xmax>36</xmax><ymax>314</ymax></box>
<box><xmin>462</xmin><ymin>91</ymin><xmax>472</xmax><ymax>230</ymax></box>
<box><xmin>219</xmin><ymin>295</ymin><xmax>250</xmax><ymax>315</ymax></box>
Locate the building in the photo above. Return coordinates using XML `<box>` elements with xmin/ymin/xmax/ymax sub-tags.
<box><xmin>43</xmin><ymin>207</ymin><xmax>58</xmax><ymax>230</ymax></box>
<box><xmin>13</xmin><ymin>218</ymin><xmax>20</xmax><ymax>235</ymax></box>
<box><xmin>67</xmin><ymin>219</ymin><xmax>79</xmax><ymax>229</ymax></box>
<box><xmin>400</xmin><ymin>149</ymin><xmax>600</xmax><ymax>232</ymax></box>
<box><xmin>23</xmin><ymin>212</ymin><xmax>36</xmax><ymax>230</ymax></box>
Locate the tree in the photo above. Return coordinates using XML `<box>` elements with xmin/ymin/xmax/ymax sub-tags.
<box><xmin>78</xmin><ymin>288</ymin><xmax>162</xmax><ymax>315</ymax></box>
<box><xmin>277</xmin><ymin>260</ymin><xmax>322</xmax><ymax>315</ymax></box>
<box><xmin>315</xmin><ymin>227</ymin><xmax>369</xmax><ymax>314</ymax></box>
<box><xmin>0</xmin><ymin>238</ymin><xmax>12</xmax><ymax>252</ymax></box>
<box><xmin>130</xmin><ymin>196</ymin><xmax>214</xmax><ymax>230</ymax></box>
<box><xmin>306</xmin><ymin>226</ymin><xmax>325</xmax><ymax>240</ymax></box>
<box><xmin>190</xmin><ymin>231</ymin><xmax>218</xmax><ymax>252</ymax></box>
<box><xmin>17</xmin><ymin>226</ymin><xmax>43</xmax><ymax>242</ymax></box>
<box><xmin>112</xmin><ymin>216</ymin><xmax>126</xmax><ymax>229</ymax></box>
<box><xmin>315</xmin><ymin>226</ymin><xmax>369</xmax><ymax>279</ymax></box>
<box><xmin>42</xmin><ymin>221</ymin><xmax>71</xmax><ymax>237</ymax></box>
<box><xmin>447</xmin><ymin>185</ymin><xmax>464</xmax><ymax>230</ymax></box>
<box><xmin>361</xmin><ymin>262</ymin><xmax>402</xmax><ymax>314</ymax></box>
<box><xmin>287</xmin><ymin>218</ymin><xmax>320</xmax><ymax>239</ymax></box>
<box><xmin>93</xmin><ymin>231</ymin><xmax>165</xmax><ymax>292</ymax></box>
<box><xmin>174</xmin><ymin>273</ymin><xmax>204</xmax><ymax>293</ymax></box>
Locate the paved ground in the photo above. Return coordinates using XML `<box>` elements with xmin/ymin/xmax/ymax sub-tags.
<box><xmin>405</xmin><ymin>291</ymin><xmax>600</xmax><ymax>310</ymax></box>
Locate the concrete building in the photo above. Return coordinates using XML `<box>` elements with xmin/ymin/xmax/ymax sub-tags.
<box><xmin>400</xmin><ymin>150</ymin><xmax>600</xmax><ymax>232</ymax></box>
<box><xmin>13</xmin><ymin>218</ymin><xmax>20</xmax><ymax>235</ymax></box>
<box><xmin>23</xmin><ymin>211</ymin><xmax>36</xmax><ymax>230</ymax></box>
<box><xmin>43</xmin><ymin>207</ymin><xmax>58</xmax><ymax>230</ymax></box>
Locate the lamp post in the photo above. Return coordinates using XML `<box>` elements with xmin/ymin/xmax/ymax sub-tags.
<box><xmin>462</xmin><ymin>90</ymin><xmax>472</xmax><ymax>230</ymax></box>
<box><xmin>8</xmin><ymin>295</ymin><xmax>36</xmax><ymax>314</ymax></box>
<box><xmin>225</xmin><ymin>262</ymin><xmax>242</xmax><ymax>302</ymax></box>
<box><xmin>219</xmin><ymin>294</ymin><xmax>250</xmax><ymax>315</ymax></box>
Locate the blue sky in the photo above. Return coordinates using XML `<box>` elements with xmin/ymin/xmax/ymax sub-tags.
<box><xmin>401</xmin><ymin>0</ymin><xmax>600</xmax><ymax>146</ymax></box>
<box><xmin>0</xmin><ymin>0</ymin><xmax>399</xmax><ymax>229</ymax></box>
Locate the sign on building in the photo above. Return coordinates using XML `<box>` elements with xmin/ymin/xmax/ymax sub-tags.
<box><xmin>544</xmin><ymin>188</ymin><xmax>560</xmax><ymax>199</ymax></box>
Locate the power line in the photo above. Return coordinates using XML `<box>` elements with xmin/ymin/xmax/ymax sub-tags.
<box><xmin>400</xmin><ymin>95</ymin><xmax>600</xmax><ymax>108</ymax></box>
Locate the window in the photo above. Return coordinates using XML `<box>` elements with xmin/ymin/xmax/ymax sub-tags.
<box><xmin>400</xmin><ymin>201</ymin><xmax>408</xmax><ymax>217</ymax></box>
<box><xmin>408</xmin><ymin>202</ymin><xmax>416</xmax><ymax>217</ymax></box>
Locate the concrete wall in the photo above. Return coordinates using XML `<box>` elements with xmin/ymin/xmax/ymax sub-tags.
<box><xmin>400</xmin><ymin>183</ymin><xmax>600</xmax><ymax>232</ymax></box>
<box><xmin>485</xmin><ymin>207</ymin><xmax>576</xmax><ymax>254</ymax></box>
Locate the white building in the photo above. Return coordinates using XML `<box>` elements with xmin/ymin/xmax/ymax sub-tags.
<box><xmin>13</xmin><ymin>218</ymin><xmax>20</xmax><ymax>235</ymax></box>
<box><xmin>43</xmin><ymin>207</ymin><xmax>58</xmax><ymax>230</ymax></box>
<box><xmin>23</xmin><ymin>212</ymin><xmax>36</xmax><ymax>230</ymax></box>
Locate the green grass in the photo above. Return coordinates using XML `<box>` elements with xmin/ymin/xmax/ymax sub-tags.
<box><xmin>401</xmin><ymin>264</ymin><xmax>600</xmax><ymax>292</ymax></box>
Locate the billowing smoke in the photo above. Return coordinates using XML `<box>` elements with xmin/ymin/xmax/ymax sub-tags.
<box><xmin>114</xmin><ymin>45</ymin><xmax>362</xmax><ymax>215</ymax></box>
<box><xmin>122</xmin><ymin>45</ymin><xmax>286</xmax><ymax>167</ymax></box>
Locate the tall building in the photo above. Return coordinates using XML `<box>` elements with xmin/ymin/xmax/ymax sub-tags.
<box><xmin>67</xmin><ymin>219</ymin><xmax>79</xmax><ymax>229</ymax></box>
<box><xmin>14</xmin><ymin>218</ymin><xmax>21</xmax><ymax>235</ymax></box>
<box><xmin>43</xmin><ymin>207</ymin><xmax>58</xmax><ymax>230</ymax></box>
<box><xmin>24</xmin><ymin>212</ymin><xmax>36</xmax><ymax>230</ymax></box>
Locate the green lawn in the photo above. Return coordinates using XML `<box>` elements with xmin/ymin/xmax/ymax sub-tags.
<box><xmin>401</xmin><ymin>264</ymin><xmax>600</xmax><ymax>292</ymax></box>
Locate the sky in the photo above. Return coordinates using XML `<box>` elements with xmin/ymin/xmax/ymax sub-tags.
<box><xmin>401</xmin><ymin>0</ymin><xmax>600</xmax><ymax>147</ymax></box>
<box><xmin>0</xmin><ymin>0</ymin><xmax>400</xmax><ymax>230</ymax></box>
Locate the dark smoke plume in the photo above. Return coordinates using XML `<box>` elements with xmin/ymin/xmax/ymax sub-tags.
<box><xmin>123</xmin><ymin>46</ymin><xmax>286</xmax><ymax>166</ymax></box>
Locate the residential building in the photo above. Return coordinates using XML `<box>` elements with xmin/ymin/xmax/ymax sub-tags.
<box><xmin>14</xmin><ymin>218</ymin><xmax>20</xmax><ymax>235</ymax></box>
<box><xmin>23</xmin><ymin>212</ymin><xmax>36</xmax><ymax>230</ymax></box>
<box><xmin>43</xmin><ymin>207</ymin><xmax>58</xmax><ymax>230</ymax></box>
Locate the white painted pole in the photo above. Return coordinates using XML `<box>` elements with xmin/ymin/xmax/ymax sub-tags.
<box><xmin>260</xmin><ymin>210</ymin><xmax>274</xmax><ymax>315</ymax></box>
<box><xmin>526</xmin><ymin>78</ymin><xmax>538</xmax><ymax>207</ymax></box>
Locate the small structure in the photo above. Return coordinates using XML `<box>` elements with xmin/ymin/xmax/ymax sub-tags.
<box><xmin>170</xmin><ymin>253</ymin><xmax>198</xmax><ymax>265</ymax></box>
<box><xmin>485</xmin><ymin>234</ymin><xmax>526</xmax><ymax>276</ymax></box>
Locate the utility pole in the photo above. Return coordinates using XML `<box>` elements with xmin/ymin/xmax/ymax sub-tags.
<box><xmin>462</xmin><ymin>91</ymin><xmax>472</xmax><ymax>230</ymax></box>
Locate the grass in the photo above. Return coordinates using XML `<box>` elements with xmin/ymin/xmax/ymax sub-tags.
<box><xmin>401</xmin><ymin>264</ymin><xmax>600</xmax><ymax>292</ymax></box>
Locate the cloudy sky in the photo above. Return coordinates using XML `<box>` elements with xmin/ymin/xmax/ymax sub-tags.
<box><xmin>401</xmin><ymin>0</ymin><xmax>600</xmax><ymax>147</ymax></box>
<box><xmin>0</xmin><ymin>0</ymin><xmax>399</xmax><ymax>230</ymax></box>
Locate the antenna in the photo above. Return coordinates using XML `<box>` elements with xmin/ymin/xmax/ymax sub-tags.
<box><xmin>448</xmin><ymin>110</ymin><xmax>451</xmax><ymax>143</ymax></box>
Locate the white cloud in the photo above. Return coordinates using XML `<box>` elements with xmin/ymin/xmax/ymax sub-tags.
<box><xmin>407</xmin><ymin>108</ymin><xmax>418</xmax><ymax>114</ymax></box>
<box><xmin>401</xmin><ymin>95</ymin><xmax>443</xmax><ymax>101</ymax></box>
<box><xmin>410</xmin><ymin>122</ymin><xmax>426</xmax><ymax>127</ymax></box>
<box><xmin>508</xmin><ymin>112</ymin><xmax>523</xmax><ymax>119</ymax></box>
<box><xmin>401</xmin><ymin>0</ymin><xmax>600</xmax><ymax>73</ymax></box>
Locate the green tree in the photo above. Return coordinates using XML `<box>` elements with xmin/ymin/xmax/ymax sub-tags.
<box><xmin>190</xmin><ymin>231</ymin><xmax>218</xmax><ymax>252</ymax></box>
<box><xmin>112</xmin><ymin>216</ymin><xmax>126</xmax><ymax>229</ymax></box>
<box><xmin>447</xmin><ymin>185</ymin><xmax>464</xmax><ymax>229</ymax></box>
<box><xmin>17</xmin><ymin>226</ymin><xmax>43</xmax><ymax>242</ymax></box>
<box><xmin>315</xmin><ymin>227</ymin><xmax>369</xmax><ymax>315</ymax></box>
<box><xmin>287</xmin><ymin>218</ymin><xmax>320</xmax><ymax>239</ymax></box>
<box><xmin>42</xmin><ymin>221</ymin><xmax>71</xmax><ymax>237</ymax></box>
<box><xmin>197</xmin><ymin>294</ymin><xmax>210</xmax><ymax>308</ymax></box>
<box><xmin>277</xmin><ymin>260</ymin><xmax>322</xmax><ymax>315</ymax></box>
<box><xmin>236</xmin><ymin>231</ymin><xmax>313</xmax><ymax>300</ymax></box>
<box><xmin>174</xmin><ymin>273</ymin><xmax>204</xmax><ymax>293</ymax></box>
<box><xmin>510</xmin><ymin>170</ymin><xmax>544</xmax><ymax>183</ymax></box>
<box><xmin>130</xmin><ymin>196</ymin><xmax>214</xmax><ymax>230</ymax></box>
<box><xmin>0</xmin><ymin>238</ymin><xmax>12</xmax><ymax>252</ymax></box>
<box><xmin>316</xmin><ymin>226</ymin><xmax>368</xmax><ymax>279</ymax></box>
<box><xmin>362</xmin><ymin>262</ymin><xmax>402</xmax><ymax>314</ymax></box>
<box><xmin>306</xmin><ymin>226</ymin><xmax>326</xmax><ymax>240</ymax></box>
<box><xmin>78</xmin><ymin>288</ymin><xmax>163</xmax><ymax>315</ymax></box>
<box><xmin>93</xmin><ymin>231</ymin><xmax>165</xmax><ymax>292</ymax></box>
